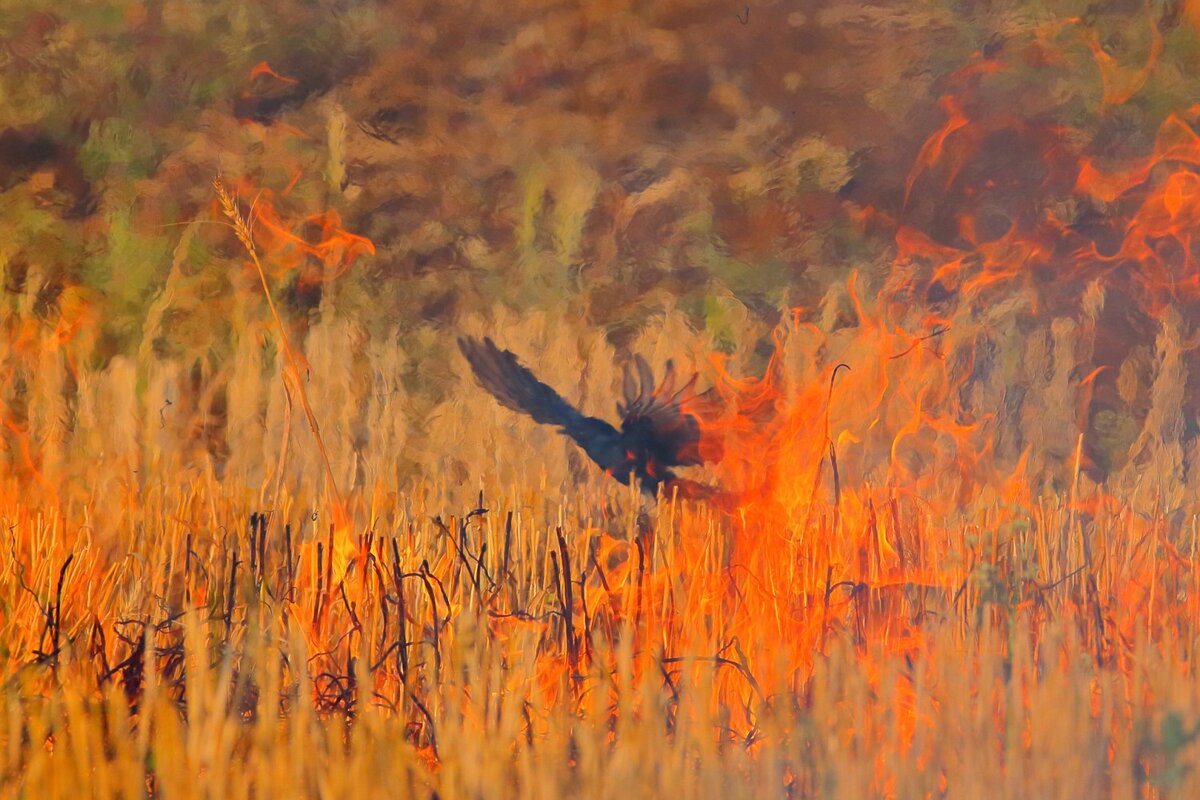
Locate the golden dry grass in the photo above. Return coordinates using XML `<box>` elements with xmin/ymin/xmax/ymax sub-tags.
<box><xmin>4</xmin><ymin>210</ymin><xmax>1200</xmax><ymax>797</ymax></box>
<box><xmin>3</xmin><ymin>464</ymin><xmax>1200</xmax><ymax>798</ymax></box>
<box><xmin>7</xmin><ymin>3</ymin><xmax>1200</xmax><ymax>797</ymax></box>
<box><xmin>7</xmin><ymin>121</ymin><xmax>1200</xmax><ymax>796</ymax></box>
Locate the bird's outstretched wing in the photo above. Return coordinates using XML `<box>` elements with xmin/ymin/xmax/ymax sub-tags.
<box><xmin>617</xmin><ymin>355</ymin><xmax>704</xmax><ymax>468</ymax></box>
<box><xmin>459</xmin><ymin>336</ymin><xmax>626</xmax><ymax>473</ymax></box>
<box><xmin>458</xmin><ymin>336</ymin><xmax>586</xmax><ymax>429</ymax></box>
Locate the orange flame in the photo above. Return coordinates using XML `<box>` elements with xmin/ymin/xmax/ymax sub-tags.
<box><xmin>248</xmin><ymin>61</ymin><xmax>298</xmax><ymax>85</ymax></box>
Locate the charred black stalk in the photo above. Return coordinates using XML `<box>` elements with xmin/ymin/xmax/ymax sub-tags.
<box><xmin>550</xmin><ymin>552</ymin><xmax>566</xmax><ymax>663</ymax></box>
<box><xmin>315</xmin><ymin>651</ymin><xmax>358</xmax><ymax>717</ymax></box>
<box><xmin>284</xmin><ymin>523</ymin><xmax>295</xmax><ymax>602</ymax></box>
<box><xmin>34</xmin><ymin>553</ymin><xmax>75</xmax><ymax>665</ymax></box>
<box><xmin>248</xmin><ymin>513</ymin><xmax>259</xmax><ymax>581</ymax></box>
<box><xmin>660</xmin><ymin>639</ymin><xmax>766</xmax><ymax>705</ymax></box>
<box><xmin>367</xmin><ymin>551</ymin><xmax>388</xmax><ymax>651</ymax></box>
<box><xmin>468</xmin><ymin>490</ymin><xmax>488</xmax><ymax>519</ymax></box>
<box><xmin>521</xmin><ymin>702</ymin><xmax>534</xmax><ymax>747</ymax></box>
<box><xmin>890</xmin><ymin>498</ymin><xmax>907</xmax><ymax>568</ymax></box>
<box><xmin>359</xmin><ymin>530</ymin><xmax>375</xmax><ymax>574</ymax></box>
<box><xmin>339</xmin><ymin>582</ymin><xmax>363</xmax><ymax>635</ymax></box>
<box><xmin>458</xmin><ymin>517</ymin><xmax>483</xmax><ymax>597</ymax></box>
<box><xmin>829</xmin><ymin>440</ymin><xmax>842</xmax><ymax>521</ymax></box>
<box><xmin>1087</xmin><ymin>574</ymin><xmax>1107</xmax><ymax>668</ymax></box>
<box><xmin>852</xmin><ymin>583</ymin><xmax>867</xmax><ymax>648</ymax></box>
<box><xmin>438</xmin><ymin>513</ymin><xmax>495</xmax><ymax>596</ymax></box>
<box><xmin>820</xmin><ymin>565</ymin><xmax>833</xmax><ymax>654</ymax></box>
<box><xmin>658</xmin><ymin>660</ymin><xmax>681</xmax><ymax>734</ymax></box>
<box><xmin>257</xmin><ymin>513</ymin><xmax>268</xmax><ymax>588</ymax></box>
<box><xmin>589</xmin><ymin>539</ymin><xmax>613</xmax><ymax>594</ymax></box>
<box><xmin>225</xmin><ymin>544</ymin><xmax>239</xmax><ymax>641</ymax></box>
<box><xmin>554</xmin><ymin>528</ymin><xmax>578</xmax><ymax>669</ymax></box>
<box><xmin>466</xmin><ymin>511</ymin><xmax>496</xmax><ymax>591</ymax></box>
<box><xmin>474</xmin><ymin>542</ymin><xmax>489</xmax><ymax>598</ymax></box>
<box><xmin>824</xmin><ymin>363</ymin><xmax>850</xmax><ymax>529</ymax></box>
<box><xmin>390</xmin><ymin>539</ymin><xmax>410</xmax><ymax>681</ymax></box>
<box><xmin>323</xmin><ymin>522</ymin><xmax>336</xmax><ymax>608</ymax></box>
<box><xmin>634</xmin><ymin>533</ymin><xmax>647</xmax><ymax>637</ymax></box>
<box><xmin>184</xmin><ymin>531</ymin><xmax>193</xmax><ymax>603</ymax></box>
<box><xmin>433</xmin><ymin>515</ymin><xmax>473</xmax><ymax>590</ymax></box>
<box><xmin>89</xmin><ymin>617</ymin><xmax>109</xmax><ymax>683</ymax></box>
<box><xmin>867</xmin><ymin>501</ymin><xmax>881</xmax><ymax>579</ymax></box>
<box><xmin>502</xmin><ymin>511</ymin><xmax>514</xmax><ymax>581</ymax></box>
<box><xmin>118</xmin><ymin>635</ymin><xmax>146</xmax><ymax>708</ymax></box>
<box><xmin>589</xmin><ymin>541</ymin><xmax>616</xmax><ymax>643</ymax></box>
<box><xmin>417</xmin><ymin>561</ymin><xmax>443</xmax><ymax>680</ymax></box>
<box><xmin>314</xmin><ymin>543</ymin><xmax>325</xmax><ymax>628</ymax></box>
<box><xmin>50</xmin><ymin>554</ymin><xmax>73</xmax><ymax>658</ymax></box>
<box><xmin>578</xmin><ymin>566</ymin><xmax>591</xmax><ymax>661</ymax></box>
<box><xmin>409</xmin><ymin>692</ymin><xmax>439</xmax><ymax>760</ymax></box>
<box><xmin>420</xmin><ymin>560</ymin><xmax>453</xmax><ymax>613</ymax></box>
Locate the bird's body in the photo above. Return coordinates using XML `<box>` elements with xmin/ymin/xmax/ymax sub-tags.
<box><xmin>458</xmin><ymin>336</ymin><xmax>708</xmax><ymax>496</ymax></box>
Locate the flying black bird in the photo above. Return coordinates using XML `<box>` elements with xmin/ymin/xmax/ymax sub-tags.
<box><xmin>458</xmin><ymin>336</ymin><xmax>709</xmax><ymax>496</ymax></box>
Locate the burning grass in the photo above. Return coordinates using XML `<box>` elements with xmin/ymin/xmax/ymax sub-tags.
<box><xmin>7</xmin><ymin>4</ymin><xmax>1200</xmax><ymax>795</ymax></box>
<box><xmin>6</xmin><ymin>163</ymin><xmax>1200</xmax><ymax>797</ymax></box>
<box><xmin>3</xmin><ymin>466</ymin><xmax>1200</xmax><ymax>798</ymax></box>
<box><xmin>5</xmin><ymin>188</ymin><xmax>1200</xmax><ymax>793</ymax></box>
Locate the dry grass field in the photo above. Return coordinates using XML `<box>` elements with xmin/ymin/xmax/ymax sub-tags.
<box><xmin>5</xmin><ymin>184</ymin><xmax>1200</xmax><ymax>796</ymax></box>
<box><xmin>6</xmin><ymin>1</ymin><xmax>1200</xmax><ymax>797</ymax></box>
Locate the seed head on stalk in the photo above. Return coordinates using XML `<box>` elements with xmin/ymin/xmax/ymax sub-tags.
<box><xmin>213</xmin><ymin>177</ymin><xmax>350</xmax><ymax>582</ymax></box>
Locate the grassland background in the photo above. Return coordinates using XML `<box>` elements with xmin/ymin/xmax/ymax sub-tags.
<box><xmin>5</xmin><ymin>0</ymin><xmax>1200</xmax><ymax>489</ymax></box>
<box><xmin>5</xmin><ymin>0</ymin><xmax>1200</xmax><ymax>797</ymax></box>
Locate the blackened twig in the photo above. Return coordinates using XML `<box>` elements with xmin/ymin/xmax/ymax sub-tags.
<box><xmin>409</xmin><ymin>692</ymin><xmax>439</xmax><ymax>760</ymax></box>
<box><xmin>555</xmin><ymin>529</ymin><xmax>578</xmax><ymax>670</ymax></box>
<box><xmin>501</xmin><ymin>511</ymin><xmax>514</xmax><ymax>583</ymax></box>
<box><xmin>314</xmin><ymin>543</ymin><xmax>325</xmax><ymax>627</ymax></box>
<box><xmin>248</xmin><ymin>513</ymin><xmax>259</xmax><ymax>580</ymax></box>
<box><xmin>284</xmin><ymin>523</ymin><xmax>295</xmax><ymax>602</ymax></box>
<box><xmin>224</xmin><ymin>544</ymin><xmax>239</xmax><ymax>641</ymax></box>
<box><xmin>659</xmin><ymin>652</ymin><xmax>764</xmax><ymax>703</ymax></box>
<box><xmin>417</xmin><ymin>563</ymin><xmax>443</xmax><ymax>680</ymax></box>
<box><xmin>257</xmin><ymin>513</ymin><xmax>268</xmax><ymax>587</ymax></box>
<box><xmin>889</xmin><ymin>326</ymin><xmax>949</xmax><ymax>360</ymax></box>
<box><xmin>390</xmin><ymin>539</ymin><xmax>410</xmax><ymax>680</ymax></box>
